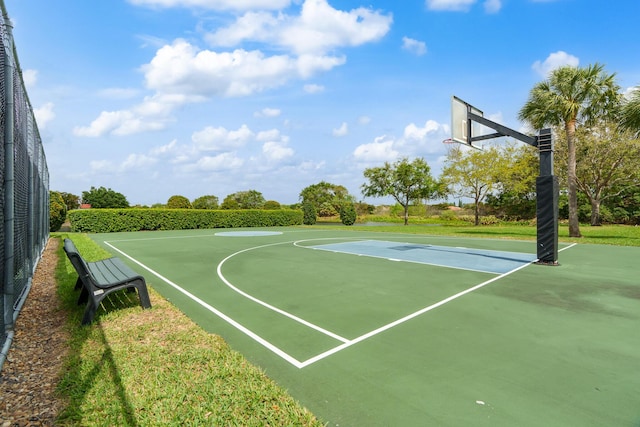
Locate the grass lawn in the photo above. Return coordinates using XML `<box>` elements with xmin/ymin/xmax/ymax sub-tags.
<box><xmin>54</xmin><ymin>233</ymin><xmax>322</xmax><ymax>426</ymax></box>
<box><xmin>52</xmin><ymin>222</ymin><xmax>639</xmax><ymax>425</ymax></box>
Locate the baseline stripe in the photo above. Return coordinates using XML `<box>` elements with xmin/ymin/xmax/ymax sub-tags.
<box><xmin>104</xmin><ymin>241</ymin><xmax>306</xmax><ymax>368</ymax></box>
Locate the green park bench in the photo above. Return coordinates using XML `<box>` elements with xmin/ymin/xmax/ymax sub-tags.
<box><xmin>63</xmin><ymin>238</ymin><xmax>152</xmax><ymax>325</ymax></box>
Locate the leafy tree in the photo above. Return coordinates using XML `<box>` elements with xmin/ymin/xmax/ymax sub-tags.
<box><xmin>167</xmin><ymin>195</ymin><xmax>192</xmax><ymax>209</ymax></box>
<box><xmin>485</xmin><ymin>144</ymin><xmax>538</xmax><ymax>220</ymax></box>
<box><xmin>339</xmin><ymin>202</ymin><xmax>357</xmax><ymax>226</ymax></box>
<box><xmin>60</xmin><ymin>192</ymin><xmax>80</xmax><ymax>211</ymax></box>
<box><xmin>302</xmin><ymin>201</ymin><xmax>317</xmax><ymax>225</ymax></box>
<box><xmin>518</xmin><ymin>63</ymin><xmax>620</xmax><ymax>237</ymax></box>
<box><xmin>49</xmin><ymin>191</ymin><xmax>67</xmax><ymax>232</ymax></box>
<box><xmin>604</xmin><ymin>185</ymin><xmax>640</xmax><ymax>224</ymax></box>
<box><xmin>556</xmin><ymin>122</ymin><xmax>640</xmax><ymax>225</ymax></box>
<box><xmin>263</xmin><ymin>200</ymin><xmax>281</xmax><ymax>210</ymax></box>
<box><xmin>441</xmin><ymin>146</ymin><xmax>503</xmax><ymax>225</ymax></box>
<box><xmin>192</xmin><ymin>195</ymin><xmax>219</xmax><ymax>209</ymax></box>
<box><xmin>621</xmin><ymin>86</ymin><xmax>640</xmax><ymax>137</ymax></box>
<box><xmin>82</xmin><ymin>186</ymin><xmax>129</xmax><ymax>208</ymax></box>
<box><xmin>361</xmin><ymin>157</ymin><xmax>442</xmax><ymax>225</ymax></box>
<box><xmin>223</xmin><ymin>190</ymin><xmax>265</xmax><ymax>209</ymax></box>
<box><xmin>220</xmin><ymin>196</ymin><xmax>240</xmax><ymax>210</ymax></box>
<box><xmin>299</xmin><ymin>181</ymin><xmax>355</xmax><ymax>217</ymax></box>
<box><xmin>355</xmin><ymin>202</ymin><xmax>375</xmax><ymax>216</ymax></box>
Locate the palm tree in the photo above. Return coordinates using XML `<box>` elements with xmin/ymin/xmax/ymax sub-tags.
<box><xmin>621</xmin><ymin>86</ymin><xmax>640</xmax><ymax>138</ymax></box>
<box><xmin>518</xmin><ymin>63</ymin><xmax>620</xmax><ymax>237</ymax></box>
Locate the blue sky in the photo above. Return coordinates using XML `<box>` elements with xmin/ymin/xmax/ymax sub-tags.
<box><xmin>7</xmin><ymin>0</ymin><xmax>640</xmax><ymax>206</ymax></box>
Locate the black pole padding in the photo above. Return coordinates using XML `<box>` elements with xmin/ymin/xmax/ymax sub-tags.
<box><xmin>536</xmin><ymin>175</ymin><xmax>559</xmax><ymax>265</ymax></box>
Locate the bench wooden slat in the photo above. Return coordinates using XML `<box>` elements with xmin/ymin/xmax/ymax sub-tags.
<box><xmin>63</xmin><ymin>238</ymin><xmax>152</xmax><ymax>325</ymax></box>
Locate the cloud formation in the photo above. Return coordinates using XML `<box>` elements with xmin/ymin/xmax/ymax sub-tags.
<box><xmin>128</xmin><ymin>0</ymin><xmax>291</xmax><ymax>11</ymax></box>
<box><xmin>353</xmin><ymin>120</ymin><xmax>448</xmax><ymax>164</ymax></box>
<box><xmin>76</xmin><ymin>0</ymin><xmax>391</xmax><ymax>138</ymax></box>
<box><xmin>532</xmin><ymin>51</ymin><xmax>580</xmax><ymax>77</ymax></box>
<box><xmin>402</xmin><ymin>37</ymin><xmax>427</xmax><ymax>56</ymax></box>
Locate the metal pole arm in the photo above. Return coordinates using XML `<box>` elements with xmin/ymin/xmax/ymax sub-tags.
<box><xmin>468</xmin><ymin>112</ymin><xmax>538</xmax><ymax>147</ymax></box>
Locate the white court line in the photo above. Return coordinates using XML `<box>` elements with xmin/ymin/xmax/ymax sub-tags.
<box><xmin>217</xmin><ymin>242</ymin><xmax>350</xmax><ymax>344</ymax></box>
<box><xmin>104</xmin><ymin>241</ymin><xmax>307</xmax><ymax>368</ymax></box>
<box><xmin>298</xmin><ymin>242</ymin><xmax>579</xmax><ymax>367</ymax></box>
<box><xmin>103</xmin><ymin>239</ymin><xmax>579</xmax><ymax>369</ymax></box>
<box><xmin>295</xmin><ymin>238</ymin><xmax>511</xmax><ymax>275</ymax></box>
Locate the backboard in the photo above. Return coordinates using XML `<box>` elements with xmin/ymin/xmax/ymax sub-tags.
<box><xmin>451</xmin><ymin>96</ymin><xmax>483</xmax><ymax>146</ymax></box>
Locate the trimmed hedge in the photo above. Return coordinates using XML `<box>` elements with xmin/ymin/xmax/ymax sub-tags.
<box><xmin>68</xmin><ymin>208</ymin><xmax>303</xmax><ymax>233</ymax></box>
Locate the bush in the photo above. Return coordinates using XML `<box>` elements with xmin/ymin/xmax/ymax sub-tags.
<box><xmin>167</xmin><ymin>195</ymin><xmax>192</xmax><ymax>209</ymax></box>
<box><xmin>302</xmin><ymin>202</ymin><xmax>316</xmax><ymax>225</ymax></box>
<box><xmin>192</xmin><ymin>195</ymin><xmax>219</xmax><ymax>210</ymax></box>
<box><xmin>49</xmin><ymin>191</ymin><xmax>67</xmax><ymax>232</ymax></box>
<box><xmin>438</xmin><ymin>210</ymin><xmax>458</xmax><ymax>221</ymax></box>
<box><xmin>68</xmin><ymin>208</ymin><xmax>303</xmax><ymax>233</ymax></box>
<box><xmin>263</xmin><ymin>200</ymin><xmax>281</xmax><ymax>210</ymax></box>
<box><xmin>340</xmin><ymin>203</ymin><xmax>357</xmax><ymax>226</ymax></box>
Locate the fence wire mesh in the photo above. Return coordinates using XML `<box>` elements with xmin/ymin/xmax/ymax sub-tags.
<box><xmin>1</xmin><ymin>3</ymin><xmax>50</xmax><ymax>368</ymax></box>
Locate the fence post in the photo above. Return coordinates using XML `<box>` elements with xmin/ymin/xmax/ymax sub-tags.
<box><xmin>2</xmin><ymin>5</ymin><xmax>15</xmax><ymax>335</ymax></box>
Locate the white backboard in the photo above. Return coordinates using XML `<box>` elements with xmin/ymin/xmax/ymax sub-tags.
<box><xmin>451</xmin><ymin>96</ymin><xmax>484</xmax><ymax>145</ymax></box>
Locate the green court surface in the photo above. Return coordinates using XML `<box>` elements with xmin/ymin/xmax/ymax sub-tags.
<box><xmin>90</xmin><ymin>227</ymin><xmax>640</xmax><ymax>426</ymax></box>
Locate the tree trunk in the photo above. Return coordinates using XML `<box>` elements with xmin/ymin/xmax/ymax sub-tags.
<box><xmin>403</xmin><ymin>205</ymin><xmax>409</xmax><ymax>225</ymax></box>
<box><xmin>590</xmin><ymin>199</ymin><xmax>602</xmax><ymax>226</ymax></box>
<box><xmin>474</xmin><ymin>198</ymin><xmax>480</xmax><ymax>226</ymax></box>
<box><xmin>566</xmin><ymin>120</ymin><xmax>582</xmax><ymax>237</ymax></box>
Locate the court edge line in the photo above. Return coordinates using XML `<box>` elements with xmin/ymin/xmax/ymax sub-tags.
<box><xmin>217</xmin><ymin>242</ymin><xmax>350</xmax><ymax>344</ymax></box>
<box><xmin>103</xmin><ymin>241</ymin><xmax>307</xmax><ymax>369</ymax></box>
<box><xmin>297</xmin><ymin>259</ymin><xmax>536</xmax><ymax>368</ymax></box>
<box><xmin>298</xmin><ymin>244</ymin><xmax>582</xmax><ymax>368</ymax></box>
<box><xmin>300</xmin><ymin>240</ymin><xmax>510</xmax><ymax>275</ymax></box>
<box><xmin>104</xmin><ymin>239</ymin><xmax>579</xmax><ymax>370</ymax></box>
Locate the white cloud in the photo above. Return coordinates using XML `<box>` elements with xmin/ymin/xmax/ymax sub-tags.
<box><xmin>142</xmin><ymin>40</ymin><xmax>345</xmax><ymax>97</ymax></box>
<box><xmin>256</xmin><ymin>129</ymin><xmax>283</xmax><ymax>141</ymax></box>
<box><xmin>121</xmin><ymin>153</ymin><xmax>158</xmax><ymax>171</ymax></box>
<box><xmin>304</xmin><ymin>83</ymin><xmax>325</xmax><ymax>94</ymax></box>
<box><xmin>78</xmin><ymin>1</ymin><xmax>391</xmax><ymax>138</ymax></box>
<box><xmin>192</xmin><ymin>124</ymin><xmax>254</xmax><ymax>151</ymax></box>
<box><xmin>279</xmin><ymin>0</ymin><xmax>393</xmax><ymax>55</ymax></box>
<box><xmin>483</xmin><ymin>0</ymin><xmax>502</xmax><ymax>13</ymax></box>
<box><xmin>358</xmin><ymin>116</ymin><xmax>371</xmax><ymax>125</ymax></box>
<box><xmin>194</xmin><ymin>152</ymin><xmax>245</xmax><ymax>171</ymax></box>
<box><xmin>127</xmin><ymin>0</ymin><xmax>291</xmax><ymax>11</ymax></box>
<box><xmin>206</xmin><ymin>0</ymin><xmax>393</xmax><ymax>55</ymax></box>
<box><xmin>353</xmin><ymin>135</ymin><xmax>399</xmax><ymax>163</ymax></box>
<box><xmin>402</xmin><ymin>37</ymin><xmax>427</xmax><ymax>56</ymax></box>
<box><xmin>89</xmin><ymin>159</ymin><xmax>115</xmax><ymax>173</ymax></box>
<box><xmin>532</xmin><ymin>51</ymin><xmax>579</xmax><ymax>77</ymax></box>
<box><xmin>426</xmin><ymin>0</ymin><xmax>476</xmax><ymax>12</ymax></box>
<box><xmin>206</xmin><ymin>11</ymin><xmax>281</xmax><ymax>47</ymax></box>
<box><xmin>354</xmin><ymin>119</ymin><xmax>449</xmax><ymax>164</ymax></box>
<box><xmin>254</xmin><ymin>108</ymin><xmax>282</xmax><ymax>118</ymax></box>
<box><xmin>263</xmin><ymin>140</ymin><xmax>294</xmax><ymax>161</ymax></box>
<box><xmin>22</xmin><ymin>69</ymin><xmax>38</xmax><ymax>88</ymax></box>
<box><xmin>623</xmin><ymin>86</ymin><xmax>639</xmax><ymax>99</ymax></box>
<box><xmin>150</xmin><ymin>139</ymin><xmax>179</xmax><ymax>156</ymax></box>
<box><xmin>333</xmin><ymin>122</ymin><xmax>348</xmax><ymax>137</ymax></box>
<box><xmin>403</xmin><ymin>120</ymin><xmax>443</xmax><ymax>141</ymax></box>
<box><xmin>34</xmin><ymin>102</ymin><xmax>55</xmax><ymax>129</ymax></box>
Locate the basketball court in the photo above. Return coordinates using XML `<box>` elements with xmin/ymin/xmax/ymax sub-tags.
<box><xmin>89</xmin><ymin>227</ymin><xmax>640</xmax><ymax>426</ymax></box>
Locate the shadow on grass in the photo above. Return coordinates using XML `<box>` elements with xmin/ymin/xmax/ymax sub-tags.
<box><xmin>55</xmin><ymin>236</ymin><xmax>141</xmax><ymax>426</ymax></box>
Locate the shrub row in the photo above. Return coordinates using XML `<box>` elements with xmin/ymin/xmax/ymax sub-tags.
<box><xmin>68</xmin><ymin>208</ymin><xmax>303</xmax><ymax>233</ymax></box>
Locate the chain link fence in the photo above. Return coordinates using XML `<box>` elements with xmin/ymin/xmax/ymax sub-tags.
<box><xmin>1</xmin><ymin>2</ymin><xmax>50</xmax><ymax>370</ymax></box>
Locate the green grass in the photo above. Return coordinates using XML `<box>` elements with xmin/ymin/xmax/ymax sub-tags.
<box><xmin>343</xmin><ymin>220</ymin><xmax>640</xmax><ymax>246</ymax></box>
<box><xmin>51</xmin><ymin>223</ymin><xmax>640</xmax><ymax>424</ymax></box>
<box><xmin>54</xmin><ymin>234</ymin><xmax>323</xmax><ymax>426</ymax></box>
